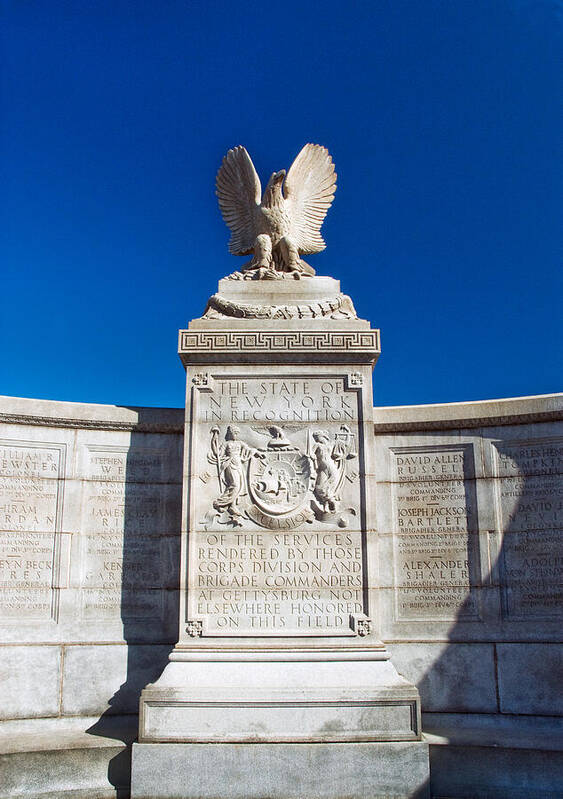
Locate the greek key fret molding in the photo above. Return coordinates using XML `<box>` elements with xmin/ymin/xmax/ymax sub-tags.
<box><xmin>179</xmin><ymin>330</ymin><xmax>380</xmax><ymax>354</ymax></box>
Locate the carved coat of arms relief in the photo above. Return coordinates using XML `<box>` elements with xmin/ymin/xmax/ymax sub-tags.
<box><xmin>203</xmin><ymin>424</ymin><xmax>358</xmax><ymax>530</ymax></box>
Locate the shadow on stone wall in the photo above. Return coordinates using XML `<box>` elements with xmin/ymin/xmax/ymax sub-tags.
<box><xmin>85</xmin><ymin>421</ymin><xmax>561</xmax><ymax>797</ymax></box>
<box><xmin>87</xmin><ymin>420</ymin><xmax>183</xmax><ymax>797</ymax></box>
<box><xmin>408</xmin><ymin>435</ymin><xmax>563</xmax><ymax>798</ymax></box>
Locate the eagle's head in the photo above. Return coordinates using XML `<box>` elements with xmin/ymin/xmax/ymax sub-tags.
<box><xmin>262</xmin><ymin>170</ymin><xmax>286</xmax><ymax>208</ymax></box>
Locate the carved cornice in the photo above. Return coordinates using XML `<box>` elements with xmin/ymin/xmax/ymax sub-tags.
<box><xmin>373</xmin><ymin>409</ymin><xmax>563</xmax><ymax>433</ymax></box>
<box><xmin>0</xmin><ymin>413</ymin><xmax>184</xmax><ymax>434</ymax></box>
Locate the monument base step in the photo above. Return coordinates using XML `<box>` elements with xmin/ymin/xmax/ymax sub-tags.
<box><xmin>0</xmin><ymin>714</ymin><xmax>134</xmax><ymax>799</ymax></box>
<box><xmin>138</xmin><ymin>656</ymin><xmax>422</xmax><ymax>743</ymax></box>
<box><xmin>2</xmin><ymin>712</ymin><xmax>561</xmax><ymax>798</ymax></box>
<box><xmin>130</xmin><ymin>741</ymin><xmax>431</xmax><ymax>799</ymax></box>
<box><xmin>423</xmin><ymin>712</ymin><xmax>563</xmax><ymax>799</ymax></box>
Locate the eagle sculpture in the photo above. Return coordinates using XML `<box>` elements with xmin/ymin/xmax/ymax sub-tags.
<box><xmin>216</xmin><ymin>143</ymin><xmax>337</xmax><ymax>278</ymax></box>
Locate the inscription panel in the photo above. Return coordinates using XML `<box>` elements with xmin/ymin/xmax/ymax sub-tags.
<box><xmin>81</xmin><ymin>446</ymin><xmax>170</xmax><ymax>621</ymax></box>
<box><xmin>192</xmin><ymin>376</ymin><xmax>362</xmax><ymax>532</ymax></box>
<box><xmin>194</xmin><ymin>376</ymin><xmax>359</xmax><ymax>425</ymax></box>
<box><xmin>0</xmin><ymin>441</ymin><xmax>64</xmax><ymax>621</ymax></box>
<box><xmin>189</xmin><ymin>530</ymin><xmax>364</xmax><ymax>636</ymax></box>
<box><xmin>390</xmin><ymin>445</ymin><xmax>480</xmax><ymax>621</ymax></box>
<box><xmin>493</xmin><ymin>438</ymin><xmax>562</xmax><ymax>620</ymax></box>
<box><xmin>187</xmin><ymin>374</ymin><xmax>370</xmax><ymax>637</ymax></box>
<box><xmin>81</xmin><ymin>531</ymin><xmax>164</xmax><ymax>620</ymax></box>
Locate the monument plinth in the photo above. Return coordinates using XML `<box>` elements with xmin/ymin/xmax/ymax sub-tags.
<box><xmin>131</xmin><ymin>146</ymin><xmax>429</xmax><ymax>799</ymax></box>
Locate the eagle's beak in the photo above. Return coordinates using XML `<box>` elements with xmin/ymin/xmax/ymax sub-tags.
<box><xmin>273</xmin><ymin>170</ymin><xmax>286</xmax><ymax>184</ymax></box>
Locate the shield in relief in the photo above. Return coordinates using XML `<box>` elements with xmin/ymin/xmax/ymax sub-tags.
<box><xmin>248</xmin><ymin>448</ymin><xmax>313</xmax><ymax>518</ymax></box>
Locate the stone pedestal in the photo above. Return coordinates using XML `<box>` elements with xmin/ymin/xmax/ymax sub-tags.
<box><xmin>131</xmin><ymin>742</ymin><xmax>430</xmax><ymax>799</ymax></box>
<box><xmin>131</xmin><ymin>276</ymin><xmax>430</xmax><ymax>798</ymax></box>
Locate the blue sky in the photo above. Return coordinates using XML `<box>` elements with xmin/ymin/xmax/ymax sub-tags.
<box><xmin>2</xmin><ymin>0</ymin><xmax>561</xmax><ymax>408</ymax></box>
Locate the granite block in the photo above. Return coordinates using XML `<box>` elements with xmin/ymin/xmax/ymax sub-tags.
<box><xmin>0</xmin><ymin>745</ymin><xmax>129</xmax><ymax>799</ymax></box>
<box><xmin>497</xmin><ymin>643</ymin><xmax>563</xmax><ymax>715</ymax></box>
<box><xmin>0</xmin><ymin>646</ymin><xmax>61</xmax><ymax>720</ymax></box>
<box><xmin>62</xmin><ymin>643</ymin><xmax>172</xmax><ymax>716</ymax></box>
<box><xmin>429</xmin><ymin>743</ymin><xmax>563</xmax><ymax>799</ymax></box>
<box><xmin>388</xmin><ymin>642</ymin><xmax>497</xmax><ymax>712</ymax></box>
<box><xmin>131</xmin><ymin>741</ymin><xmax>430</xmax><ymax>799</ymax></box>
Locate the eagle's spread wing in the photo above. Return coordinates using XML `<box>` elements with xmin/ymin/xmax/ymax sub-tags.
<box><xmin>216</xmin><ymin>146</ymin><xmax>261</xmax><ymax>255</ymax></box>
<box><xmin>284</xmin><ymin>144</ymin><xmax>337</xmax><ymax>254</ymax></box>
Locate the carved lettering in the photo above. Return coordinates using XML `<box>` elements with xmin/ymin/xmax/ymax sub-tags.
<box><xmin>391</xmin><ymin>446</ymin><xmax>479</xmax><ymax>621</ymax></box>
<box><xmin>0</xmin><ymin>442</ymin><xmax>63</xmax><ymax>620</ymax></box>
<box><xmin>494</xmin><ymin>439</ymin><xmax>563</xmax><ymax>619</ymax></box>
<box><xmin>189</xmin><ymin>375</ymin><xmax>366</xmax><ymax>637</ymax></box>
<box><xmin>80</xmin><ymin>447</ymin><xmax>169</xmax><ymax>620</ymax></box>
<box><xmin>197</xmin><ymin>378</ymin><xmax>355</xmax><ymax>424</ymax></box>
<box><xmin>189</xmin><ymin>530</ymin><xmax>364</xmax><ymax>635</ymax></box>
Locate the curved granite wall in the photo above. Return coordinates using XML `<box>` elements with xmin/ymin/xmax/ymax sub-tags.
<box><xmin>0</xmin><ymin>393</ymin><xmax>561</xmax><ymax>798</ymax></box>
<box><xmin>0</xmin><ymin>397</ymin><xmax>185</xmax><ymax>798</ymax></box>
<box><xmin>372</xmin><ymin>394</ymin><xmax>563</xmax><ymax>798</ymax></box>
<box><xmin>373</xmin><ymin>394</ymin><xmax>562</xmax><ymax>689</ymax></box>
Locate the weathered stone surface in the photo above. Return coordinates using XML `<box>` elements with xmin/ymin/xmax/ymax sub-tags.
<box><xmin>423</xmin><ymin>711</ymin><xmax>563</xmax><ymax>750</ymax></box>
<box><xmin>428</xmin><ymin>743</ymin><xmax>563</xmax><ymax>799</ymax></box>
<box><xmin>137</xmin><ymin>277</ymin><xmax>418</xmax><ymax>754</ymax></box>
<box><xmin>138</xmin><ymin>659</ymin><xmax>420</xmax><ymax>743</ymax></box>
<box><xmin>388</xmin><ymin>642</ymin><xmax>497</xmax><ymax>712</ymax></box>
<box><xmin>0</xmin><ymin>389</ymin><xmax>561</xmax><ymax>797</ymax></box>
<box><xmin>0</xmin><ymin>396</ymin><xmax>183</xmax><ymax>649</ymax></box>
<box><xmin>387</xmin><ymin>442</ymin><xmax>480</xmax><ymax>622</ymax></box>
<box><xmin>62</xmin><ymin>643</ymin><xmax>173</xmax><ymax>716</ymax></box>
<box><xmin>0</xmin><ymin>747</ymin><xmax>127</xmax><ymax>799</ymax></box>
<box><xmin>173</xmin><ymin>353</ymin><xmax>380</xmax><ymax>656</ymax></box>
<box><xmin>372</xmin><ymin>397</ymin><xmax>563</xmax><ymax>644</ymax></box>
<box><xmin>0</xmin><ymin>436</ymin><xmax>68</xmax><ymax>624</ymax></box>
<box><xmin>185</xmin><ymin>373</ymin><xmax>366</xmax><ymax>640</ymax></box>
<box><xmin>0</xmin><ymin>715</ymin><xmax>133</xmax><ymax>799</ymax></box>
<box><xmin>497</xmin><ymin>643</ymin><xmax>563</xmax><ymax>715</ymax></box>
<box><xmin>0</xmin><ymin>645</ymin><xmax>61</xmax><ymax>720</ymax></box>
<box><xmin>204</xmin><ymin>275</ymin><xmax>357</xmax><ymax>320</ymax></box>
<box><xmin>372</xmin><ymin>393</ymin><xmax>563</xmax><ymax>431</ymax></box>
<box><xmin>491</xmin><ymin>436</ymin><xmax>562</xmax><ymax>622</ymax></box>
<box><xmin>131</xmin><ymin>741</ymin><xmax>431</xmax><ymax>799</ymax></box>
